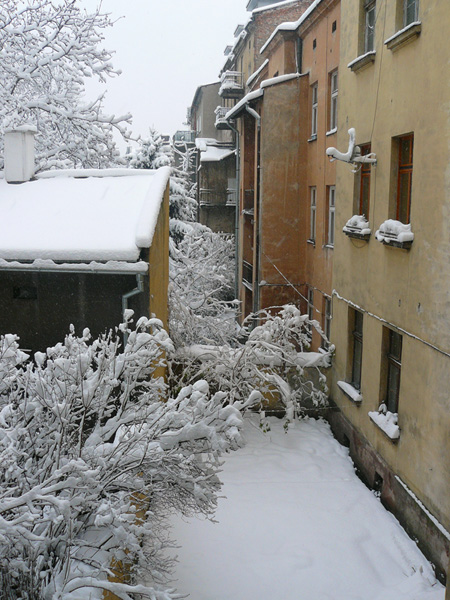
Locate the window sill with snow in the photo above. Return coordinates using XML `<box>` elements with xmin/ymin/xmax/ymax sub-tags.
<box><xmin>348</xmin><ymin>51</ymin><xmax>376</xmax><ymax>73</ymax></box>
<box><xmin>338</xmin><ymin>381</ymin><xmax>362</xmax><ymax>404</ymax></box>
<box><xmin>369</xmin><ymin>408</ymin><xmax>400</xmax><ymax>442</ymax></box>
<box><xmin>343</xmin><ymin>215</ymin><xmax>371</xmax><ymax>241</ymax></box>
<box><xmin>385</xmin><ymin>22</ymin><xmax>421</xmax><ymax>52</ymax></box>
<box><xmin>375</xmin><ymin>220</ymin><xmax>414</xmax><ymax>249</ymax></box>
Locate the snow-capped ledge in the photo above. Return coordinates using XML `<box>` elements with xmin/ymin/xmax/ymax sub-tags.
<box><xmin>348</xmin><ymin>51</ymin><xmax>376</xmax><ymax>72</ymax></box>
<box><xmin>375</xmin><ymin>220</ymin><xmax>414</xmax><ymax>249</ymax></box>
<box><xmin>343</xmin><ymin>215</ymin><xmax>371</xmax><ymax>240</ymax></box>
<box><xmin>337</xmin><ymin>381</ymin><xmax>362</xmax><ymax>403</ymax></box>
<box><xmin>385</xmin><ymin>21</ymin><xmax>421</xmax><ymax>51</ymax></box>
<box><xmin>369</xmin><ymin>408</ymin><xmax>400</xmax><ymax>441</ymax></box>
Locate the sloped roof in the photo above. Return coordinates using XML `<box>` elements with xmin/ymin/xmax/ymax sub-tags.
<box><xmin>0</xmin><ymin>167</ymin><xmax>170</xmax><ymax>264</ymax></box>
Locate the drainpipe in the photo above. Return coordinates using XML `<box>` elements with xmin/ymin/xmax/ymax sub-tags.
<box><xmin>245</xmin><ymin>105</ymin><xmax>261</xmax><ymax>317</ymax></box>
<box><xmin>121</xmin><ymin>274</ymin><xmax>145</xmax><ymax>345</ymax></box>
<box><xmin>226</xmin><ymin>119</ymin><xmax>240</xmax><ymax>300</ymax></box>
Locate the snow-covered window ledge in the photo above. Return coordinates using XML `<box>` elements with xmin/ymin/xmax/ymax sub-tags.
<box><xmin>385</xmin><ymin>22</ymin><xmax>421</xmax><ymax>52</ymax></box>
<box><xmin>348</xmin><ymin>51</ymin><xmax>376</xmax><ymax>73</ymax></box>
<box><xmin>338</xmin><ymin>381</ymin><xmax>362</xmax><ymax>404</ymax></box>
<box><xmin>343</xmin><ymin>215</ymin><xmax>371</xmax><ymax>241</ymax></box>
<box><xmin>375</xmin><ymin>220</ymin><xmax>414</xmax><ymax>249</ymax></box>
<box><xmin>369</xmin><ymin>408</ymin><xmax>400</xmax><ymax>442</ymax></box>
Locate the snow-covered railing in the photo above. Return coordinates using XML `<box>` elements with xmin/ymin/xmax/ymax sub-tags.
<box><xmin>215</xmin><ymin>105</ymin><xmax>231</xmax><ymax>129</ymax></box>
<box><xmin>219</xmin><ymin>71</ymin><xmax>244</xmax><ymax>97</ymax></box>
<box><xmin>375</xmin><ymin>220</ymin><xmax>414</xmax><ymax>249</ymax></box>
<box><xmin>343</xmin><ymin>215</ymin><xmax>371</xmax><ymax>240</ymax></box>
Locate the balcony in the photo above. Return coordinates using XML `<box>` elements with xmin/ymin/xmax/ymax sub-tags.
<box><xmin>215</xmin><ymin>106</ymin><xmax>232</xmax><ymax>130</ymax></box>
<box><xmin>173</xmin><ymin>130</ymin><xmax>196</xmax><ymax>144</ymax></box>
<box><xmin>219</xmin><ymin>71</ymin><xmax>244</xmax><ymax>99</ymax></box>
<box><xmin>199</xmin><ymin>189</ymin><xmax>236</xmax><ymax>207</ymax></box>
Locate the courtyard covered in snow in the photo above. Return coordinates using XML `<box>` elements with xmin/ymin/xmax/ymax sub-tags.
<box><xmin>164</xmin><ymin>415</ymin><xmax>445</xmax><ymax>600</ymax></box>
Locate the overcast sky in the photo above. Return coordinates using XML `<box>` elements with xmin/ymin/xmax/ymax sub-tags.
<box><xmin>82</xmin><ymin>1</ymin><xmax>250</xmax><ymax>141</ymax></box>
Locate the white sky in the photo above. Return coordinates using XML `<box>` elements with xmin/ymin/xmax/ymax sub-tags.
<box><xmin>82</xmin><ymin>1</ymin><xmax>250</xmax><ymax>140</ymax></box>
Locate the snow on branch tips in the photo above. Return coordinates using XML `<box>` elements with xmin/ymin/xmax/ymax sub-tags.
<box><xmin>0</xmin><ymin>314</ymin><xmax>246</xmax><ymax>598</ymax></box>
<box><xmin>0</xmin><ymin>0</ymin><xmax>132</xmax><ymax>170</ymax></box>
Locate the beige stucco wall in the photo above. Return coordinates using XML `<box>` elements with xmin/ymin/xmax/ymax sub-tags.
<box><xmin>331</xmin><ymin>0</ymin><xmax>450</xmax><ymax>536</ymax></box>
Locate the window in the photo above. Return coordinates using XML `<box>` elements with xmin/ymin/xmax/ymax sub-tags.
<box><xmin>311</xmin><ymin>83</ymin><xmax>318</xmax><ymax>137</ymax></box>
<box><xmin>313</xmin><ymin>38</ymin><xmax>317</xmax><ymax>50</ymax></box>
<box><xmin>307</xmin><ymin>287</ymin><xmax>314</xmax><ymax>322</ymax></box>
<box><xmin>329</xmin><ymin>71</ymin><xmax>338</xmax><ymax>130</ymax></box>
<box><xmin>358</xmin><ymin>144</ymin><xmax>371</xmax><ymax>217</ymax></box>
<box><xmin>332</xmin><ymin>20</ymin><xmax>337</xmax><ymax>33</ymax></box>
<box><xmin>385</xmin><ymin>329</ymin><xmax>402</xmax><ymax>413</ymax></box>
<box><xmin>327</xmin><ymin>186</ymin><xmax>336</xmax><ymax>246</ymax></box>
<box><xmin>404</xmin><ymin>0</ymin><xmax>419</xmax><ymax>25</ymax></box>
<box><xmin>365</xmin><ymin>0</ymin><xmax>376</xmax><ymax>52</ymax></box>
<box><xmin>396</xmin><ymin>134</ymin><xmax>413</xmax><ymax>223</ymax></box>
<box><xmin>309</xmin><ymin>187</ymin><xmax>317</xmax><ymax>241</ymax></box>
<box><xmin>351</xmin><ymin>310</ymin><xmax>363</xmax><ymax>389</ymax></box>
<box><xmin>322</xmin><ymin>296</ymin><xmax>332</xmax><ymax>349</ymax></box>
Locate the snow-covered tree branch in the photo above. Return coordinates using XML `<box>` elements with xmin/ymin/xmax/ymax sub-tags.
<box><xmin>0</xmin><ymin>0</ymin><xmax>132</xmax><ymax>170</ymax></box>
<box><xmin>0</xmin><ymin>314</ymin><xmax>247</xmax><ymax>599</ymax></box>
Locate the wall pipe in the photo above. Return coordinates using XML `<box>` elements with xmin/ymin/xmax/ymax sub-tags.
<box><xmin>226</xmin><ymin>119</ymin><xmax>241</xmax><ymax>300</ymax></box>
<box><xmin>121</xmin><ymin>273</ymin><xmax>145</xmax><ymax>345</ymax></box>
<box><xmin>245</xmin><ymin>105</ymin><xmax>261</xmax><ymax>317</ymax></box>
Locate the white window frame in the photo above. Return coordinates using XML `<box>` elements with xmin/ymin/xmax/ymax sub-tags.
<box><xmin>404</xmin><ymin>0</ymin><xmax>419</xmax><ymax>26</ymax></box>
<box><xmin>311</xmin><ymin>83</ymin><xmax>318</xmax><ymax>137</ymax></box>
<box><xmin>327</xmin><ymin>185</ymin><xmax>336</xmax><ymax>246</ymax></box>
<box><xmin>364</xmin><ymin>0</ymin><xmax>376</xmax><ymax>53</ymax></box>
<box><xmin>310</xmin><ymin>187</ymin><xmax>317</xmax><ymax>241</ymax></box>
<box><xmin>329</xmin><ymin>71</ymin><xmax>338</xmax><ymax>131</ymax></box>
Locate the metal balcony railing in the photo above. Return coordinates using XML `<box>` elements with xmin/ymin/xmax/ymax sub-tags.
<box><xmin>215</xmin><ymin>106</ymin><xmax>231</xmax><ymax>129</ymax></box>
<box><xmin>219</xmin><ymin>71</ymin><xmax>244</xmax><ymax>98</ymax></box>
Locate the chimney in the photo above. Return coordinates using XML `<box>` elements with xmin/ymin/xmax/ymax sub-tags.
<box><xmin>4</xmin><ymin>125</ymin><xmax>37</xmax><ymax>183</ymax></box>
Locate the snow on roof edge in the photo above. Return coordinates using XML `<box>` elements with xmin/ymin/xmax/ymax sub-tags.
<box><xmin>246</xmin><ymin>58</ymin><xmax>269</xmax><ymax>87</ymax></box>
<box><xmin>135</xmin><ymin>166</ymin><xmax>171</xmax><ymax>248</ymax></box>
<box><xmin>36</xmin><ymin>167</ymin><xmax>157</xmax><ymax>179</ymax></box>
<box><xmin>0</xmin><ymin>258</ymin><xmax>149</xmax><ymax>274</ymax></box>
<box><xmin>225</xmin><ymin>89</ymin><xmax>264</xmax><ymax>120</ymax></box>
<box><xmin>252</xmin><ymin>0</ymin><xmax>302</xmax><ymax>15</ymax></box>
<box><xmin>260</xmin><ymin>0</ymin><xmax>325</xmax><ymax>54</ymax></box>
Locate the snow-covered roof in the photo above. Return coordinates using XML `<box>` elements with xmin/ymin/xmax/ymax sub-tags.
<box><xmin>260</xmin><ymin>0</ymin><xmax>325</xmax><ymax>54</ymax></box>
<box><xmin>0</xmin><ymin>167</ymin><xmax>171</xmax><ymax>264</ymax></box>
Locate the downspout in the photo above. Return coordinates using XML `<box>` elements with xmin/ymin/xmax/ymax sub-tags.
<box><xmin>245</xmin><ymin>105</ymin><xmax>261</xmax><ymax>316</ymax></box>
<box><xmin>122</xmin><ymin>274</ymin><xmax>145</xmax><ymax>345</ymax></box>
<box><xmin>226</xmin><ymin>119</ymin><xmax>241</xmax><ymax>300</ymax></box>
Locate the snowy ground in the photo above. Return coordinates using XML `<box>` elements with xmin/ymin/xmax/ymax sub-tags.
<box><xmin>163</xmin><ymin>415</ymin><xmax>445</xmax><ymax>600</ymax></box>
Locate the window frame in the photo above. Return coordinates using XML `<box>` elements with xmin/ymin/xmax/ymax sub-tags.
<box><xmin>311</xmin><ymin>83</ymin><xmax>318</xmax><ymax>138</ymax></box>
<box><xmin>385</xmin><ymin>329</ymin><xmax>402</xmax><ymax>413</ymax></box>
<box><xmin>396</xmin><ymin>134</ymin><xmax>414</xmax><ymax>224</ymax></box>
<box><xmin>307</xmin><ymin>287</ymin><xmax>314</xmax><ymax>322</ymax></box>
<box><xmin>322</xmin><ymin>296</ymin><xmax>332</xmax><ymax>350</ymax></box>
<box><xmin>329</xmin><ymin>70</ymin><xmax>338</xmax><ymax>131</ymax></box>
<box><xmin>309</xmin><ymin>186</ymin><xmax>317</xmax><ymax>241</ymax></box>
<box><xmin>403</xmin><ymin>0</ymin><xmax>419</xmax><ymax>26</ymax></box>
<box><xmin>351</xmin><ymin>310</ymin><xmax>363</xmax><ymax>390</ymax></box>
<box><xmin>358</xmin><ymin>143</ymin><xmax>372</xmax><ymax>217</ymax></box>
<box><xmin>327</xmin><ymin>185</ymin><xmax>336</xmax><ymax>246</ymax></box>
<box><xmin>364</xmin><ymin>0</ymin><xmax>376</xmax><ymax>53</ymax></box>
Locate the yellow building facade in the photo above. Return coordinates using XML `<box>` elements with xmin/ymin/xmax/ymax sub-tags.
<box><xmin>329</xmin><ymin>0</ymin><xmax>450</xmax><ymax>583</ymax></box>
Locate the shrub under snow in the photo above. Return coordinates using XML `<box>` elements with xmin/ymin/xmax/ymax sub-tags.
<box><xmin>0</xmin><ymin>314</ymin><xmax>249</xmax><ymax>600</ymax></box>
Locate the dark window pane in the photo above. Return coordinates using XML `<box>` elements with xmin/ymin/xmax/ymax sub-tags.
<box><xmin>398</xmin><ymin>172</ymin><xmax>411</xmax><ymax>222</ymax></box>
<box><xmin>352</xmin><ymin>338</ymin><xmax>363</xmax><ymax>389</ymax></box>
<box><xmin>389</xmin><ymin>330</ymin><xmax>402</xmax><ymax>360</ymax></box>
<box><xmin>386</xmin><ymin>364</ymin><xmax>401</xmax><ymax>413</ymax></box>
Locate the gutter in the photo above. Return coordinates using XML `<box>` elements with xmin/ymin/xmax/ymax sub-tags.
<box><xmin>226</xmin><ymin>119</ymin><xmax>241</xmax><ymax>300</ymax></box>
<box><xmin>245</xmin><ymin>105</ymin><xmax>262</xmax><ymax>317</ymax></box>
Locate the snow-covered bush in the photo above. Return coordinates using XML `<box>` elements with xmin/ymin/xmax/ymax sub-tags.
<box><xmin>169</xmin><ymin>223</ymin><xmax>237</xmax><ymax>347</ymax></box>
<box><xmin>0</xmin><ymin>314</ymin><xmax>247</xmax><ymax>599</ymax></box>
<box><xmin>171</xmin><ymin>305</ymin><xmax>332</xmax><ymax>422</ymax></box>
<box><xmin>0</xmin><ymin>0</ymin><xmax>132</xmax><ymax>170</ymax></box>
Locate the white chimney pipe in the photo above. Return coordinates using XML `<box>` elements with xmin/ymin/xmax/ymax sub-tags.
<box><xmin>4</xmin><ymin>125</ymin><xmax>37</xmax><ymax>183</ymax></box>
